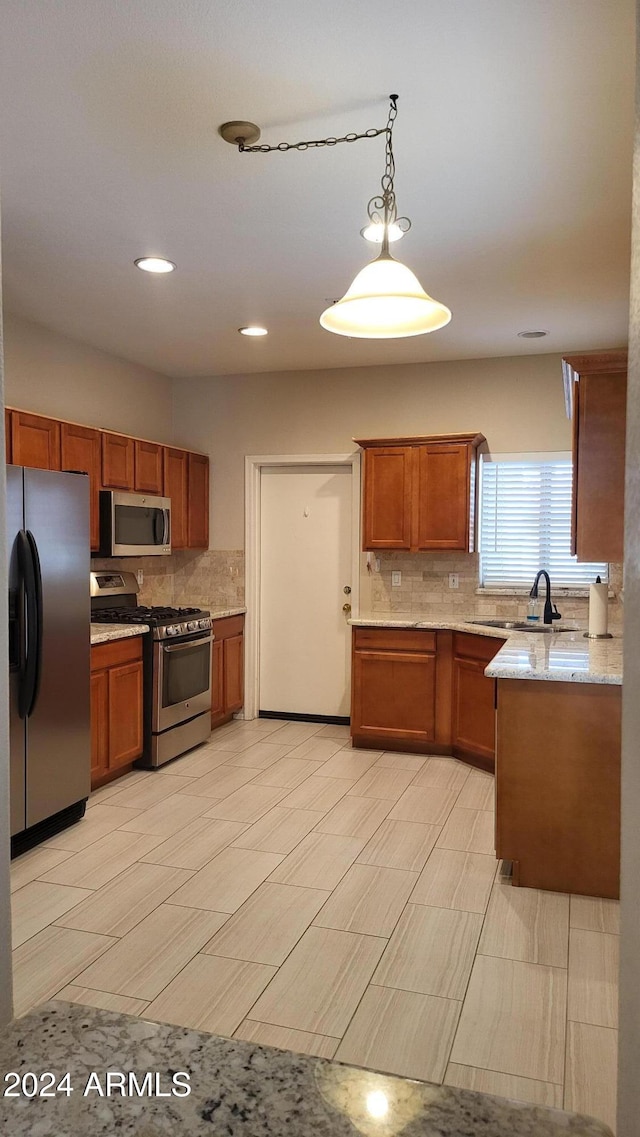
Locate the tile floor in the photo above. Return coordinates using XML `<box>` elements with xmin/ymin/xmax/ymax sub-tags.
<box><xmin>10</xmin><ymin>716</ymin><xmax>619</xmax><ymax>1132</ymax></box>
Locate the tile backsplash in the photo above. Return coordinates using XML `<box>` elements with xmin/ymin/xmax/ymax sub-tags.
<box><xmin>91</xmin><ymin>550</ymin><xmax>245</xmax><ymax>612</ymax></box>
<box><xmin>369</xmin><ymin>551</ymin><xmax>623</xmax><ymax>628</ymax></box>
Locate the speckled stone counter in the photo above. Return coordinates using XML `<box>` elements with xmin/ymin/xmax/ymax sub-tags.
<box><xmin>90</xmin><ymin>623</ymin><xmax>150</xmax><ymax>646</ymax></box>
<box><xmin>0</xmin><ymin>1003</ymin><xmax>612</xmax><ymax>1136</ymax></box>
<box><xmin>485</xmin><ymin>630</ymin><xmax>623</xmax><ymax>685</ymax></box>
<box><xmin>210</xmin><ymin>606</ymin><xmax>247</xmax><ymax>620</ymax></box>
<box><xmin>350</xmin><ymin>614</ymin><xmax>512</xmax><ymax>639</ymax></box>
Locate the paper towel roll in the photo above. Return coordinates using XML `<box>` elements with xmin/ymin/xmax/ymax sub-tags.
<box><xmin>588</xmin><ymin>582</ymin><xmax>609</xmax><ymax>636</ymax></box>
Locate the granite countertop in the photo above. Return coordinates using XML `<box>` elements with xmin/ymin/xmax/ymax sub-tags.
<box><xmin>0</xmin><ymin>1002</ymin><xmax>612</xmax><ymax>1137</ymax></box>
<box><xmin>210</xmin><ymin>606</ymin><xmax>246</xmax><ymax>620</ymax></box>
<box><xmin>350</xmin><ymin>615</ymin><xmax>623</xmax><ymax>685</ymax></box>
<box><xmin>90</xmin><ymin>623</ymin><xmax>150</xmax><ymax>646</ymax></box>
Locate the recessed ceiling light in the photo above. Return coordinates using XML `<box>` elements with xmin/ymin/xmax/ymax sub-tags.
<box><xmin>238</xmin><ymin>326</ymin><xmax>268</xmax><ymax>337</ymax></box>
<box><xmin>517</xmin><ymin>329</ymin><xmax>548</xmax><ymax>339</ymax></box>
<box><xmin>134</xmin><ymin>257</ymin><xmax>176</xmax><ymax>273</ymax></box>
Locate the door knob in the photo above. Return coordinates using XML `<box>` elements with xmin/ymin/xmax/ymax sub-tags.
<box><xmin>343</xmin><ymin>586</ymin><xmax>351</xmax><ymax>595</ymax></box>
<box><xmin>342</xmin><ymin>603</ymin><xmax>352</xmax><ymax>613</ymax></box>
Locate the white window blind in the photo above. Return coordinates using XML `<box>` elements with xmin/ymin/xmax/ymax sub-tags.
<box><xmin>479</xmin><ymin>456</ymin><xmax>608</xmax><ymax>588</ymax></box>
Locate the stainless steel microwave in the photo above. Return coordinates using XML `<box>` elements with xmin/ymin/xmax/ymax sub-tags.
<box><xmin>99</xmin><ymin>490</ymin><xmax>171</xmax><ymax>557</ymax></box>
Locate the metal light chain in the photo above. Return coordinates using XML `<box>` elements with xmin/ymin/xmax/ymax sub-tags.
<box><xmin>236</xmin><ymin>93</ymin><xmax>398</xmax><ymax>156</ymax></box>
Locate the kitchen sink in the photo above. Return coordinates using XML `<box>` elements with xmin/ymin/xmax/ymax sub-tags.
<box><xmin>469</xmin><ymin>619</ymin><xmax>574</xmax><ymax>633</ymax></box>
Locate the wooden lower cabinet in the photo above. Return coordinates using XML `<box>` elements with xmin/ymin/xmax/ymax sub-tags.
<box><xmin>211</xmin><ymin>615</ymin><xmax>245</xmax><ymax>728</ymax></box>
<box><xmin>90</xmin><ymin>636</ymin><xmax>144</xmax><ymax>788</ymax></box>
<box><xmin>451</xmin><ymin>632</ymin><xmax>505</xmax><ymax>771</ymax></box>
<box><xmin>496</xmin><ymin>678</ymin><xmax>621</xmax><ymax>898</ymax></box>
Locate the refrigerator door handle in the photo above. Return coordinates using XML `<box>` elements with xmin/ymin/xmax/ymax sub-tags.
<box><xmin>17</xmin><ymin>530</ymin><xmax>43</xmax><ymax>719</ymax></box>
<box><xmin>26</xmin><ymin>530</ymin><xmax>44</xmax><ymax>717</ymax></box>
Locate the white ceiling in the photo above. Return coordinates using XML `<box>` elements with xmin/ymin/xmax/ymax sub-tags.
<box><xmin>0</xmin><ymin>0</ymin><xmax>635</xmax><ymax>378</ymax></box>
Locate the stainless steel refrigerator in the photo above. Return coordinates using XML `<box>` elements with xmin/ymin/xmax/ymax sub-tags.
<box><xmin>7</xmin><ymin>467</ymin><xmax>90</xmax><ymax>847</ymax></box>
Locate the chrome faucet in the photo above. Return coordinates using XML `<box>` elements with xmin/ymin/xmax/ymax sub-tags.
<box><xmin>530</xmin><ymin>570</ymin><xmax>562</xmax><ymax>625</ymax></box>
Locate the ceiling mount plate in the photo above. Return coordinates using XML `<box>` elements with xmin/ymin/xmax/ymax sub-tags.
<box><xmin>219</xmin><ymin>120</ymin><xmax>261</xmax><ymax>146</ymax></box>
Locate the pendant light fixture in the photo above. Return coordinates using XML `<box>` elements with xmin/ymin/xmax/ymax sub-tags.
<box><xmin>219</xmin><ymin>95</ymin><xmax>451</xmax><ymax>340</ymax></box>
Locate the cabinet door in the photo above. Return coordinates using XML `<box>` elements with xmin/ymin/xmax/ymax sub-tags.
<box><xmin>415</xmin><ymin>443</ymin><xmax>470</xmax><ymax>550</ymax></box>
<box><xmin>224</xmin><ymin>633</ymin><xmax>244</xmax><ymax>714</ymax></box>
<box><xmin>108</xmin><ymin>660</ymin><xmax>143</xmax><ymax>768</ymax></box>
<box><xmin>90</xmin><ymin>669</ymin><xmax>109</xmax><ymax>783</ymax></box>
<box><xmin>362</xmin><ymin>446</ymin><xmax>413</xmax><ymax>550</ymax></box>
<box><xmin>61</xmin><ymin>422</ymin><xmax>102</xmax><ymax>551</ymax></box>
<box><xmin>211</xmin><ymin>638</ymin><xmax>225</xmax><ymax>720</ymax></box>
<box><xmin>11</xmin><ymin>411</ymin><xmax>61</xmax><ymax>471</ymax></box>
<box><xmin>352</xmin><ymin>649</ymin><xmax>437</xmax><ymax>745</ymax></box>
<box><xmin>187</xmin><ymin>452</ymin><xmax>209</xmax><ymax>548</ymax></box>
<box><xmin>163</xmin><ymin>447</ymin><xmax>189</xmax><ymax>549</ymax></box>
<box><xmin>573</xmin><ymin>372</ymin><xmax>627</xmax><ymax>563</ymax></box>
<box><xmin>102</xmin><ymin>432</ymin><xmax>134</xmax><ymax>490</ymax></box>
<box><xmin>134</xmin><ymin>439</ymin><xmax>164</xmax><ymax>494</ymax></box>
<box><xmin>452</xmin><ymin>656</ymin><xmax>496</xmax><ymax>767</ymax></box>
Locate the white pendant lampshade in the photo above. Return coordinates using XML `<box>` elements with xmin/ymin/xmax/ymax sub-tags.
<box><xmin>320</xmin><ymin>251</ymin><xmax>451</xmax><ymax>339</ymax></box>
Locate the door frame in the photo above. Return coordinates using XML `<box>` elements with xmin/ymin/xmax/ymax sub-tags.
<box><xmin>244</xmin><ymin>452</ymin><xmax>361</xmax><ymax>720</ymax></box>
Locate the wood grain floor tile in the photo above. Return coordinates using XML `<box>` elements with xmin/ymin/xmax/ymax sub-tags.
<box><xmin>119</xmin><ymin>791</ymin><xmax>212</xmax><ymax>836</ymax></box>
<box><xmin>268</xmin><ymin>833</ymin><xmax>366</xmax><ymax>890</ymax></box>
<box><xmin>479</xmin><ymin>884</ymin><xmax>570</xmax><ymax>967</ymax></box>
<box><xmin>158</xmin><ymin>747</ymin><xmax>245</xmax><ymax>779</ymax></box>
<box><xmin>144</xmin><ymin>955</ymin><xmax>276</xmax><ymax>1035</ymax></box>
<box><xmin>204</xmin><ymin>784</ymin><xmax>288</xmax><ymax>824</ymax></box>
<box><xmin>105</xmin><ymin>773</ymin><xmax>197</xmax><ymax>810</ymax></box>
<box><xmin>74</xmin><ymin>904</ymin><xmax>228</xmax><ymax>1000</ymax></box>
<box><xmin>314</xmin><ymin>796</ymin><xmax>391</xmax><ymax>841</ymax></box>
<box><xmin>266</xmin><ymin>722</ymin><xmax>323</xmax><ymax>747</ymax></box>
<box><xmin>279</xmin><ymin>776</ymin><xmax>354</xmax><ymax>813</ymax></box>
<box><xmin>436</xmin><ymin>807</ymin><xmax>495</xmax><ymax>854</ymax></box>
<box><xmin>226</xmin><ymin>742</ymin><xmax>293</xmax><ymax>770</ymax></box>
<box><xmin>282</xmin><ymin>737</ymin><xmax>345</xmax><ymax>762</ymax></box>
<box><xmin>252</xmin><ymin>758</ymin><xmax>325</xmax><ymax>789</ymax></box>
<box><xmin>388</xmin><ymin>786</ymin><xmax>460</xmax><ymax>826</ymax></box>
<box><xmin>570</xmin><ymin>895</ymin><xmax>620</xmax><ymax>935</ymax></box>
<box><xmin>317</xmin><ymin>751</ymin><xmax>383</xmax><ymax>780</ymax></box>
<box><xmin>231</xmin><ymin>807</ymin><xmax>324</xmax><ymax>855</ymax></box>
<box><xmin>373</xmin><ymin>904</ymin><xmax>483</xmax><ymax>999</ymax></box>
<box><xmin>168</xmin><ymin>847</ymin><xmax>284</xmax><ymax>913</ymax></box>
<box><xmin>12</xmin><ymin>926</ymin><xmax>116</xmax><ymax>1017</ymax></box>
<box><xmin>568</xmin><ymin>929</ymin><xmax>619</xmax><ymax>1028</ymax></box>
<box><xmin>412</xmin><ymin>758</ymin><xmax>470</xmax><ymax>793</ymax></box>
<box><xmin>203</xmin><ymin>882</ymin><xmax>329</xmax><ymax>965</ymax></box>
<box><xmin>410</xmin><ymin>849</ymin><xmax>497</xmax><ymax>914</ymax></box>
<box><xmin>234</xmin><ymin>1020</ymin><xmax>339</xmax><ymax>1059</ymax></box>
<box><xmin>357</xmin><ymin>819</ymin><xmax>441</xmax><ymax>872</ymax></box>
<box><xmin>177</xmin><ymin>764</ymin><xmax>256</xmax><ymax>801</ymax></box>
<box><xmin>374</xmin><ymin>752</ymin><xmax>427</xmax><ymax>773</ymax></box>
<box><xmin>43</xmin><ymin>804</ymin><xmax>143</xmax><ymax>851</ymax></box>
<box><xmin>87</xmin><ymin>770</ymin><xmax>151</xmax><ymax>806</ymax></box>
<box><xmin>564</xmin><ymin>1021</ymin><xmax>618</xmax><ymax>1132</ymax></box>
<box><xmin>10</xmin><ymin>847</ymin><xmax>73</xmax><ymax>893</ymax></box>
<box><xmin>249</xmin><ymin>926</ymin><xmax>386</xmax><ymax>1036</ymax></box>
<box><xmin>336</xmin><ymin>986</ymin><xmax>461</xmax><ymax>1083</ymax></box>
<box><xmin>456</xmin><ymin>773</ymin><xmax>496</xmax><ymax>812</ymax></box>
<box><xmin>38</xmin><ymin>830</ymin><xmax>164</xmax><ymax>890</ymax></box>
<box><xmin>450</xmin><ymin>954</ymin><xmax>567</xmax><ymax>1083</ymax></box>
<box><xmin>346</xmin><ymin>767</ymin><xmax>415</xmax><ymax>801</ymax></box>
<box><xmin>313</xmin><ymin>724</ymin><xmax>351</xmax><ymax>741</ymax></box>
<box><xmin>140</xmin><ymin>817</ymin><xmax>248</xmax><ymax>870</ymax></box>
<box><xmin>55</xmin><ymin>985</ymin><xmax>149</xmax><ymax>1016</ymax></box>
<box><xmin>313</xmin><ymin>864</ymin><xmax>418</xmax><ymax>937</ymax></box>
<box><xmin>55</xmin><ymin>862</ymin><xmax>193</xmax><ymax>937</ymax></box>
<box><xmin>444</xmin><ymin>1063</ymin><xmax>563</xmax><ymax>1109</ymax></box>
<box><xmin>12</xmin><ymin>881</ymin><xmax>93</xmax><ymax>947</ymax></box>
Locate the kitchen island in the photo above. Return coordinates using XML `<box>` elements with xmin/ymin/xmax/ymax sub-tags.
<box><xmin>0</xmin><ymin>1001</ymin><xmax>612</xmax><ymax>1137</ymax></box>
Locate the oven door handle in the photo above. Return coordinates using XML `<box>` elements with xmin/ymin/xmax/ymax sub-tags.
<box><xmin>162</xmin><ymin>634</ymin><xmax>212</xmax><ymax>653</ymax></box>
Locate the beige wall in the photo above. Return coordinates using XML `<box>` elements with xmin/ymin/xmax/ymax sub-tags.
<box><xmin>0</xmin><ymin>218</ymin><xmax>14</xmax><ymax>1023</ymax></box>
<box><xmin>3</xmin><ymin>312</ymin><xmax>174</xmax><ymax>442</ymax></box>
<box><xmin>172</xmin><ymin>352</ymin><xmax>572</xmax><ymax>549</ymax></box>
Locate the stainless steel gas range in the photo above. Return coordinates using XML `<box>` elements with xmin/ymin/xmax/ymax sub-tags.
<box><xmin>90</xmin><ymin>571</ymin><xmax>212</xmax><ymax>767</ymax></box>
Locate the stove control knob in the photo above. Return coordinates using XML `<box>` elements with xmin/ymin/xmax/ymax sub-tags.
<box><xmin>166</xmin><ymin>625</ymin><xmax>179</xmax><ymax>636</ymax></box>
<box><xmin>187</xmin><ymin>621</ymin><xmax>198</xmax><ymax>631</ymax></box>
<box><xmin>198</xmin><ymin>618</ymin><xmax>210</xmax><ymax>630</ymax></box>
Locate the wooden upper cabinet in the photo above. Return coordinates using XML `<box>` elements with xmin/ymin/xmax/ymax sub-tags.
<box><xmin>60</xmin><ymin>422</ymin><xmax>102</xmax><ymax>551</ymax></box>
<box><xmin>134</xmin><ymin>439</ymin><xmax>164</xmax><ymax>494</ymax></box>
<box><xmin>10</xmin><ymin>411</ymin><xmax>61</xmax><ymax>471</ymax></box>
<box><xmin>102</xmin><ymin>432</ymin><xmax>135</xmax><ymax>490</ymax></box>
<box><xmin>163</xmin><ymin>447</ymin><xmax>189</xmax><ymax>549</ymax></box>
<box><xmin>356</xmin><ymin>433</ymin><xmax>484</xmax><ymax>553</ymax></box>
<box><xmin>563</xmin><ymin>351</ymin><xmax>627</xmax><ymax>564</ymax></box>
<box><xmin>187</xmin><ymin>452</ymin><xmax>209</xmax><ymax>548</ymax></box>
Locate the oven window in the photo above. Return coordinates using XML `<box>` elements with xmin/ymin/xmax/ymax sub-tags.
<box><xmin>162</xmin><ymin>640</ymin><xmax>211</xmax><ymax>708</ymax></box>
<box><xmin>115</xmin><ymin>505</ymin><xmax>166</xmax><ymax>548</ymax></box>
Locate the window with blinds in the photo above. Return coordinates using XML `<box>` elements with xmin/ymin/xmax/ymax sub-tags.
<box><xmin>479</xmin><ymin>456</ymin><xmax>608</xmax><ymax>588</ymax></box>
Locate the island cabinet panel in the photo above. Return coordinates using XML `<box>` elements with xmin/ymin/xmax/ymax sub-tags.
<box><xmin>415</xmin><ymin>444</ymin><xmax>471</xmax><ymax>551</ymax></box>
<box><xmin>451</xmin><ymin>632</ymin><xmax>505</xmax><ymax>772</ymax></box>
<box><xmin>211</xmin><ymin>615</ymin><xmax>245</xmax><ymax>728</ymax></box>
<box><xmin>101</xmin><ymin>432</ymin><xmax>134</xmax><ymax>490</ymax></box>
<box><xmin>163</xmin><ymin>447</ymin><xmax>189</xmax><ymax>549</ymax></box>
<box><xmin>362</xmin><ymin>447</ymin><xmax>413</xmax><ymax>550</ymax></box>
<box><xmin>134</xmin><ymin>439</ymin><xmax>164</xmax><ymax>495</ymax></box>
<box><xmin>90</xmin><ymin>636</ymin><xmax>144</xmax><ymax>788</ymax></box>
<box><xmin>60</xmin><ymin>422</ymin><xmax>102</xmax><ymax>551</ymax></box>
<box><xmin>188</xmin><ymin>452</ymin><xmax>209</xmax><ymax>549</ymax></box>
<box><xmin>495</xmin><ymin>678</ymin><xmax>621</xmax><ymax>898</ymax></box>
<box><xmin>10</xmin><ymin>411</ymin><xmax>61</xmax><ymax>471</ymax></box>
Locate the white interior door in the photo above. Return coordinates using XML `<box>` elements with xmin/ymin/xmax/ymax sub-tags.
<box><xmin>259</xmin><ymin>464</ymin><xmax>352</xmax><ymax>717</ymax></box>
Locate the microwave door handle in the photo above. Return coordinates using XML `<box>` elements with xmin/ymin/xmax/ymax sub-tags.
<box><xmin>153</xmin><ymin>509</ymin><xmax>163</xmax><ymax>546</ymax></box>
<box><xmin>163</xmin><ymin>508</ymin><xmax>170</xmax><ymax>546</ymax></box>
